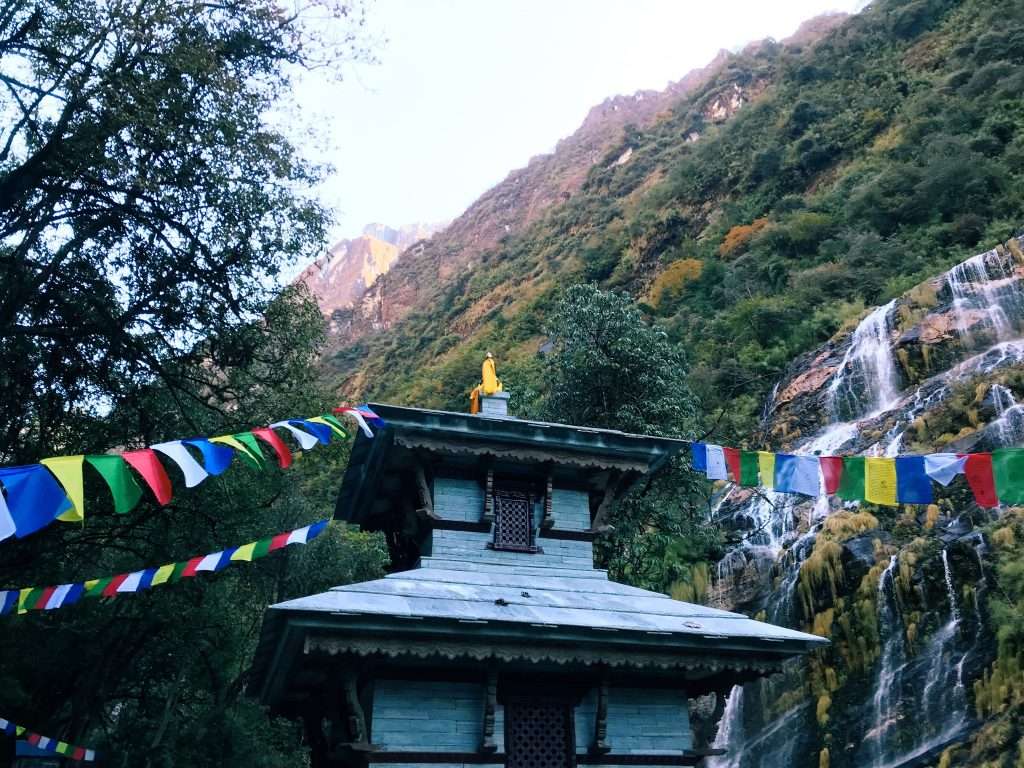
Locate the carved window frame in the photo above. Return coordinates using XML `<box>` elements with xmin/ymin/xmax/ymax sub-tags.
<box><xmin>490</xmin><ymin>487</ymin><xmax>538</xmax><ymax>553</ymax></box>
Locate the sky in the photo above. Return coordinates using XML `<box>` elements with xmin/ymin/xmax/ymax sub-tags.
<box><xmin>292</xmin><ymin>0</ymin><xmax>868</xmax><ymax>245</ymax></box>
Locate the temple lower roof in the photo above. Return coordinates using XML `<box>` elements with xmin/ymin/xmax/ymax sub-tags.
<box><xmin>251</xmin><ymin>556</ymin><xmax>827</xmax><ymax>705</ymax></box>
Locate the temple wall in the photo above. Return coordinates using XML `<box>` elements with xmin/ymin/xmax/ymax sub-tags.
<box><xmin>372</xmin><ymin>680</ymin><xmax>690</xmax><ymax>757</ymax></box>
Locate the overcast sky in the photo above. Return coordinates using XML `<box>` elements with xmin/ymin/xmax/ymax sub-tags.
<box><xmin>292</xmin><ymin>0</ymin><xmax>867</xmax><ymax>244</ymax></box>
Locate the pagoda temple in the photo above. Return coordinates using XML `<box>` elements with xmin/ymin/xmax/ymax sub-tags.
<box><xmin>250</xmin><ymin>376</ymin><xmax>827</xmax><ymax>768</ymax></box>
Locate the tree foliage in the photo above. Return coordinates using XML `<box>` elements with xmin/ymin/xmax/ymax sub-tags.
<box><xmin>0</xmin><ymin>1</ymin><xmax>382</xmax><ymax>764</ymax></box>
<box><xmin>540</xmin><ymin>285</ymin><xmax>720</xmax><ymax>592</ymax></box>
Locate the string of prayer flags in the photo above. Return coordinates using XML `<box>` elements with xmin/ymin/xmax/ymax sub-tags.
<box><xmin>0</xmin><ymin>718</ymin><xmax>96</xmax><ymax>761</ymax></box>
<box><xmin>0</xmin><ymin>520</ymin><xmax>330</xmax><ymax>616</ymax></box>
<box><xmin>0</xmin><ymin>408</ymin><xmax>371</xmax><ymax>544</ymax></box>
<box><xmin>689</xmin><ymin>440</ymin><xmax>1024</xmax><ymax>508</ymax></box>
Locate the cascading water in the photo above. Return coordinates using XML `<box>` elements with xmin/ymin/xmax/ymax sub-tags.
<box><xmin>990</xmin><ymin>383</ymin><xmax>1024</xmax><ymax>445</ymax></box>
<box><xmin>828</xmin><ymin>300</ymin><xmax>901</xmax><ymax>421</ymax></box>
<box><xmin>708</xmin><ymin>242</ymin><xmax>1017</xmax><ymax>767</ymax></box>
<box><xmin>946</xmin><ymin>249</ymin><xmax>1024</xmax><ymax>343</ymax></box>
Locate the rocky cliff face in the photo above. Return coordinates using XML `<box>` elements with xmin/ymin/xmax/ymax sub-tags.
<box><xmin>705</xmin><ymin>232</ymin><xmax>1024</xmax><ymax>768</ymax></box>
<box><xmin>296</xmin><ymin>222</ymin><xmax>443</xmax><ymax>317</ymax></box>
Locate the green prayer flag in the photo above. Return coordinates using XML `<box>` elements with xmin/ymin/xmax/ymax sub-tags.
<box><xmin>319</xmin><ymin>413</ymin><xmax>349</xmax><ymax>438</ymax></box>
<box><xmin>23</xmin><ymin>587</ymin><xmax>46</xmax><ymax>610</ymax></box>
<box><xmin>233</xmin><ymin>432</ymin><xmax>266</xmax><ymax>469</ymax></box>
<box><xmin>251</xmin><ymin>538</ymin><xmax>273</xmax><ymax>560</ymax></box>
<box><xmin>170</xmin><ymin>561</ymin><xmax>190</xmax><ymax>582</ymax></box>
<box><xmin>993</xmin><ymin>448</ymin><xmax>1024</xmax><ymax>504</ymax></box>
<box><xmin>837</xmin><ymin>456</ymin><xmax>865</xmax><ymax>501</ymax></box>
<box><xmin>85</xmin><ymin>454</ymin><xmax>143</xmax><ymax>514</ymax></box>
<box><xmin>85</xmin><ymin>577</ymin><xmax>112</xmax><ymax>598</ymax></box>
<box><xmin>739</xmin><ymin>451</ymin><xmax>759</xmax><ymax>486</ymax></box>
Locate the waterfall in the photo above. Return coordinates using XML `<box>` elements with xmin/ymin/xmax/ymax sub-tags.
<box><xmin>990</xmin><ymin>383</ymin><xmax>1024</xmax><ymax>445</ymax></box>
<box><xmin>706</xmin><ymin>240</ymin><xmax>1020</xmax><ymax>766</ymax></box>
<box><xmin>827</xmin><ymin>300</ymin><xmax>901</xmax><ymax>420</ymax></box>
<box><xmin>941</xmin><ymin>549</ymin><xmax>961</xmax><ymax>625</ymax></box>
<box><xmin>946</xmin><ymin>249</ymin><xmax>1023</xmax><ymax>343</ymax></box>
<box><xmin>866</xmin><ymin>556</ymin><xmax>905</xmax><ymax>768</ymax></box>
<box><xmin>709</xmin><ymin>687</ymin><xmax>744</xmax><ymax>768</ymax></box>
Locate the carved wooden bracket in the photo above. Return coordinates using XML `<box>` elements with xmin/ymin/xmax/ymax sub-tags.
<box><xmin>482</xmin><ymin>468</ymin><xmax>495</xmax><ymax>524</ymax></box>
<box><xmin>343</xmin><ymin>673</ymin><xmax>369</xmax><ymax>745</ymax></box>
<box><xmin>481</xmin><ymin>668</ymin><xmax>498</xmax><ymax>753</ymax></box>
<box><xmin>413</xmin><ymin>456</ymin><xmax>438</xmax><ymax>520</ymax></box>
<box><xmin>590</xmin><ymin>471</ymin><xmax>636</xmax><ymax>533</ymax></box>
<box><xmin>541</xmin><ymin>470</ymin><xmax>555</xmax><ymax>530</ymax></box>
<box><xmin>592</xmin><ymin>675</ymin><xmax>612</xmax><ymax>755</ymax></box>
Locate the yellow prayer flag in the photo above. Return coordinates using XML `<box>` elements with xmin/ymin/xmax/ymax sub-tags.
<box><xmin>307</xmin><ymin>416</ymin><xmax>345</xmax><ymax>438</ymax></box>
<box><xmin>42</xmin><ymin>455</ymin><xmax>85</xmax><ymax>522</ymax></box>
<box><xmin>210</xmin><ymin>435</ymin><xmax>248</xmax><ymax>453</ymax></box>
<box><xmin>758</xmin><ymin>451</ymin><xmax>776</xmax><ymax>489</ymax></box>
<box><xmin>151</xmin><ymin>564</ymin><xmax>176</xmax><ymax>586</ymax></box>
<box><xmin>56</xmin><ymin>742</ymin><xmax>69</xmax><ymax>754</ymax></box>
<box><xmin>865</xmin><ymin>457</ymin><xmax>898</xmax><ymax>506</ymax></box>
<box><xmin>231</xmin><ymin>542</ymin><xmax>257</xmax><ymax>562</ymax></box>
<box><xmin>17</xmin><ymin>588</ymin><xmax>33</xmax><ymax>615</ymax></box>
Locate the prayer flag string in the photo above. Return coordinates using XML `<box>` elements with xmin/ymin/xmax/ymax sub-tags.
<box><xmin>0</xmin><ymin>520</ymin><xmax>331</xmax><ymax>617</ymax></box>
<box><xmin>0</xmin><ymin>717</ymin><xmax>96</xmax><ymax>761</ymax></box>
<box><xmin>0</xmin><ymin>406</ymin><xmax>384</xmax><ymax>544</ymax></box>
<box><xmin>690</xmin><ymin>441</ymin><xmax>1024</xmax><ymax>508</ymax></box>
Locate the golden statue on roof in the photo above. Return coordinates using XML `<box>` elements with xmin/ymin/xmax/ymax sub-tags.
<box><xmin>470</xmin><ymin>352</ymin><xmax>503</xmax><ymax>414</ymax></box>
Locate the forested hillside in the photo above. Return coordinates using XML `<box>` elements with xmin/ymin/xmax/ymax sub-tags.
<box><xmin>330</xmin><ymin>0</ymin><xmax>1024</xmax><ymax>445</ymax></box>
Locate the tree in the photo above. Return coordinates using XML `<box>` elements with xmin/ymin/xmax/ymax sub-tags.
<box><xmin>0</xmin><ymin>0</ymin><xmax>369</xmax><ymax>462</ymax></box>
<box><xmin>540</xmin><ymin>285</ymin><xmax>721</xmax><ymax>592</ymax></box>
<box><xmin>0</xmin><ymin>2</ymin><xmax>383</xmax><ymax>764</ymax></box>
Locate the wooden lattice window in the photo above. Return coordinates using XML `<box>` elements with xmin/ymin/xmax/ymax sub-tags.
<box><xmin>505</xmin><ymin>698</ymin><xmax>574</xmax><ymax>768</ymax></box>
<box><xmin>492</xmin><ymin>489</ymin><xmax>537</xmax><ymax>552</ymax></box>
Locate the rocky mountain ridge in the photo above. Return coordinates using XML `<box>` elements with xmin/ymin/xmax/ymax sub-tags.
<box><xmin>296</xmin><ymin>222</ymin><xmax>443</xmax><ymax>317</ymax></box>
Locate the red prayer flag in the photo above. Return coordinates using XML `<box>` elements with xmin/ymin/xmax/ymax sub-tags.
<box><xmin>122</xmin><ymin>449</ymin><xmax>173</xmax><ymax>505</ymax></box>
<box><xmin>252</xmin><ymin>427</ymin><xmax>292</xmax><ymax>469</ymax></box>
<box><xmin>27</xmin><ymin>733</ymin><xmax>40</xmax><ymax>746</ymax></box>
<box><xmin>73</xmin><ymin>747</ymin><xmax>85</xmax><ymax>760</ymax></box>
<box><xmin>723</xmin><ymin>447</ymin><xmax>742</xmax><ymax>484</ymax></box>
<box><xmin>180</xmin><ymin>557</ymin><xmax>204</xmax><ymax>578</ymax></box>
<box><xmin>961</xmin><ymin>453</ymin><xmax>998</xmax><ymax>508</ymax></box>
<box><xmin>102</xmin><ymin>573</ymin><xmax>129</xmax><ymax>598</ymax></box>
<box><xmin>268</xmin><ymin>532</ymin><xmax>290</xmax><ymax>552</ymax></box>
<box><xmin>820</xmin><ymin>457</ymin><xmax>844</xmax><ymax>495</ymax></box>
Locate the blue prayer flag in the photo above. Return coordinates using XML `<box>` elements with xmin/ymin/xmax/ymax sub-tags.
<box><xmin>183</xmin><ymin>438</ymin><xmax>234</xmax><ymax>476</ymax></box>
<box><xmin>690</xmin><ymin>443</ymin><xmax>707</xmax><ymax>473</ymax></box>
<box><xmin>896</xmin><ymin>456</ymin><xmax>933</xmax><ymax>504</ymax></box>
<box><xmin>0</xmin><ymin>465</ymin><xmax>72</xmax><ymax>538</ymax></box>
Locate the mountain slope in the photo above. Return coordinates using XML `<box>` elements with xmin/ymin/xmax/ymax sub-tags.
<box><xmin>327</xmin><ymin>0</ymin><xmax>1024</xmax><ymax>440</ymax></box>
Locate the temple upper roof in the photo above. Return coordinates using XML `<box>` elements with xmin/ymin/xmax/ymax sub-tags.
<box><xmin>335</xmin><ymin>401</ymin><xmax>687</xmax><ymax>530</ymax></box>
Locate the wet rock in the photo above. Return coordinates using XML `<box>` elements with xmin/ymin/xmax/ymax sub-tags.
<box><xmin>840</xmin><ymin>531</ymin><xmax>893</xmax><ymax>592</ymax></box>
